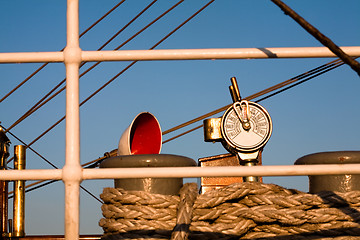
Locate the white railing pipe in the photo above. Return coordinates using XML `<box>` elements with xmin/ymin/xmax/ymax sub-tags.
<box><xmin>82</xmin><ymin>46</ymin><xmax>360</xmax><ymax>61</ymax></box>
<box><xmin>0</xmin><ymin>163</ymin><xmax>360</xmax><ymax>181</ymax></box>
<box><xmin>63</xmin><ymin>0</ymin><xmax>82</xmax><ymax>239</ymax></box>
<box><xmin>82</xmin><ymin>164</ymin><xmax>360</xmax><ymax>179</ymax></box>
<box><xmin>0</xmin><ymin>169</ymin><xmax>62</xmax><ymax>180</ymax></box>
<box><xmin>0</xmin><ymin>52</ymin><xmax>63</xmax><ymax>63</ymax></box>
<box><xmin>1</xmin><ymin>46</ymin><xmax>359</xmax><ymax>64</ymax></box>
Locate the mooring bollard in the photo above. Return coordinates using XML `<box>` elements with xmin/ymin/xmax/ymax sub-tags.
<box><xmin>100</xmin><ymin>154</ymin><xmax>196</xmax><ymax>195</ymax></box>
<box><xmin>294</xmin><ymin>151</ymin><xmax>360</xmax><ymax>193</ymax></box>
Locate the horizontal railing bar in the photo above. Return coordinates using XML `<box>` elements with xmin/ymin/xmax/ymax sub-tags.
<box><xmin>82</xmin><ymin>46</ymin><xmax>360</xmax><ymax>61</ymax></box>
<box><xmin>1</xmin><ymin>46</ymin><xmax>360</xmax><ymax>63</ymax></box>
<box><xmin>2</xmin><ymin>163</ymin><xmax>360</xmax><ymax>181</ymax></box>
<box><xmin>0</xmin><ymin>52</ymin><xmax>64</xmax><ymax>63</ymax></box>
<box><xmin>0</xmin><ymin>169</ymin><xmax>62</xmax><ymax>180</ymax></box>
<box><xmin>82</xmin><ymin>164</ymin><xmax>360</xmax><ymax>179</ymax></box>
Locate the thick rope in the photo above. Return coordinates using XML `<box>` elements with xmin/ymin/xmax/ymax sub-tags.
<box><xmin>100</xmin><ymin>182</ymin><xmax>360</xmax><ymax>239</ymax></box>
<box><xmin>171</xmin><ymin>183</ymin><xmax>198</xmax><ymax>240</ymax></box>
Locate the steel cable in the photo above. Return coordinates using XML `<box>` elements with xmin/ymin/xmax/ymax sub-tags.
<box><xmin>8</xmin><ymin>158</ymin><xmax>107</xmax><ymax>202</ymax></box>
<box><xmin>5</xmin><ymin>0</ymin><xmax>186</xmax><ymax>165</ymax></box>
<box><xmin>255</xmin><ymin>61</ymin><xmax>345</xmax><ymax>103</ymax></box>
<box><xmin>8</xmin><ymin>0</ymin><xmax>184</xmax><ymax>133</ymax></box>
<box><xmin>8</xmin><ymin>180</ymin><xmax>103</xmax><ymax>204</ymax></box>
<box><xmin>0</xmin><ymin>0</ymin><xmax>127</xmax><ymax>104</ymax></box>
<box><xmin>161</xmin><ymin>58</ymin><xmax>344</xmax><ymax>136</ymax></box>
<box><xmin>4</xmin><ymin>0</ymin><xmax>158</xmax><ymax>133</ymax></box>
<box><xmin>161</xmin><ymin>58</ymin><xmax>348</xmax><ymax>143</ymax></box>
<box><xmin>5</xmin><ymin>54</ymin><xmax>344</xmax><ymax>213</ymax></box>
<box><xmin>2</xmin><ymin>57</ymin><xmax>348</xmax><ymax>198</ymax></box>
<box><xmin>3</xmin><ymin>123</ymin><xmax>103</xmax><ymax>203</ymax></box>
<box><xmin>5</xmin><ymin>58</ymin><xmax>348</xmax><ymax>201</ymax></box>
<box><xmin>271</xmin><ymin>0</ymin><xmax>360</xmax><ymax>76</ymax></box>
<box><xmin>4</xmin><ymin>57</ymin><xmax>347</xmax><ymax>181</ymax></box>
<box><xmin>2</xmin><ymin>0</ymin><xmax>215</xmax><ymax>196</ymax></box>
<box><xmin>5</xmin><ymin>0</ymin><xmax>212</xmax><ymax>161</ymax></box>
<box><xmin>1</xmin><ymin>124</ymin><xmax>58</xmax><ymax>169</ymax></box>
<box><xmin>2</xmin><ymin>0</ymin><xmax>160</xmax><ymax>204</ymax></box>
<box><xmin>9</xmin><ymin>56</ymin><xmax>347</xmax><ymax>194</ymax></box>
<box><xmin>3</xmin><ymin>1</ymin><xmax>353</xmax><ymax>199</ymax></box>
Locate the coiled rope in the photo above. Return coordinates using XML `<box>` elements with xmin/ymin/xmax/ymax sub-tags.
<box><xmin>99</xmin><ymin>182</ymin><xmax>360</xmax><ymax>240</ymax></box>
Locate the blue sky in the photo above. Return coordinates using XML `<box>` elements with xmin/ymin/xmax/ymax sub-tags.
<box><xmin>1</xmin><ymin>0</ymin><xmax>360</xmax><ymax>235</ymax></box>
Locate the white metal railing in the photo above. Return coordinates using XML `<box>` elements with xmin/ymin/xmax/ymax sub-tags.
<box><xmin>0</xmin><ymin>0</ymin><xmax>360</xmax><ymax>239</ymax></box>
<box><xmin>1</xmin><ymin>46</ymin><xmax>360</xmax><ymax>63</ymax></box>
<box><xmin>3</xmin><ymin>164</ymin><xmax>360</xmax><ymax>181</ymax></box>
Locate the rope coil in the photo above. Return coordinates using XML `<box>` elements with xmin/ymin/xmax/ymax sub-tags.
<box><xmin>99</xmin><ymin>182</ymin><xmax>360</xmax><ymax>239</ymax></box>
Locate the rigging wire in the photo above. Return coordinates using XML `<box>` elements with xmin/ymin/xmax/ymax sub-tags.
<box><xmin>4</xmin><ymin>0</ymin><xmax>158</xmax><ymax>133</ymax></box>
<box><xmin>7</xmin><ymin>0</ymin><xmax>181</xmax><ymax>133</ymax></box>
<box><xmin>2</xmin><ymin>0</ymin><xmax>215</xmax><ymax>195</ymax></box>
<box><xmin>2</xmin><ymin>123</ymin><xmax>103</xmax><ymax>203</ymax></box>
<box><xmin>3</xmin><ymin>1</ymin><xmax>354</xmax><ymax>198</ymax></box>
<box><xmin>8</xmin><ymin>158</ymin><xmax>106</xmax><ymax>202</ymax></box>
<box><xmin>10</xmin><ymin>57</ymin><xmax>346</xmax><ymax>198</ymax></box>
<box><xmin>11</xmin><ymin>57</ymin><xmax>349</xmax><ymax>196</ymax></box>
<box><xmin>271</xmin><ymin>0</ymin><xmax>360</xmax><ymax>77</ymax></box>
<box><xmin>161</xmin><ymin>58</ymin><xmax>348</xmax><ymax>143</ymax></box>
<box><xmin>2</xmin><ymin>0</ymin><xmax>154</xmax><ymax>204</ymax></box>
<box><xmin>9</xmin><ymin>162</ymin><xmax>104</xmax><ymax>204</ymax></box>
<box><xmin>5</xmin><ymin>0</ymin><xmax>212</xmax><ymax>163</ymax></box>
<box><xmin>9</xmin><ymin>180</ymin><xmax>103</xmax><ymax>204</ymax></box>
<box><xmin>5</xmin><ymin>0</ymin><xmax>186</xmax><ymax>164</ymax></box>
<box><xmin>0</xmin><ymin>0</ymin><xmax>127</xmax><ymax>104</ymax></box>
<box><xmin>162</xmin><ymin>58</ymin><xmax>344</xmax><ymax>137</ymax></box>
<box><xmin>162</xmin><ymin>125</ymin><xmax>203</xmax><ymax>144</ymax></box>
<box><xmin>2</xmin><ymin>57</ymin><xmax>348</xmax><ymax>188</ymax></box>
<box><xmin>1</xmin><ymin>125</ymin><xmax>58</xmax><ymax>169</ymax></box>
<box><xmin>255</xmin><ymin>62</ymin><xmax>345</xmax><ymax>103</ymax></box>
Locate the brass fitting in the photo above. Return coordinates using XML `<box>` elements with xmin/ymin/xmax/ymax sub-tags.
<box><xmin>203</xmin><ymin>118</ymin><xmax>222</xmax><ymax>142</ymax></box>
<box><xmin>12</xmin><ymin>145</ymin><xmax>26</xmax><ymax>238</ymax></box>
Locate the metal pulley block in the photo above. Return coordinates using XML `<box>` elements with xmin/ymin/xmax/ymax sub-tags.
<box><xmin>203</xmin><ymin>77</ymin><xmax>273</xmax><ymax>182</ymax></box>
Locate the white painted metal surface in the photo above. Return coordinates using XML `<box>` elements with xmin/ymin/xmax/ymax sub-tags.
<box><xmin>0</xmin><ymin>169</ymin><xmax>62</xmax><ymax>180</ymax></box>
<box><xmin>81</xmin><ymin>46</ymin><xmax>360</xmax><ymax>61</ymax></box>
<box><xmin>63</xmin><ymin>0</ymin><xmax>82</xmax><ymax>239</ymax></box>
<box><xmin>1</xmin><ymin>46</ymin><xmax>360</xmax><ymax>63</ymax></box>
<box><xmin>83</xmin><ymin>164</ymin><xmax>360</xmax><ymax>179</ymax></box>
<box><xmin>0</xmin><ymin>52</ymin><xmax>63</xmax><ymax>63</ymax></box>
<box><xmin>0</xmin><ymin>0</ymin><xmax>359</xmax><ymax>239</ymax></box>
<box><xmin>2</xmin><ymin>162</ymin><xmax>360</xmax><ymax>181</ymax></box>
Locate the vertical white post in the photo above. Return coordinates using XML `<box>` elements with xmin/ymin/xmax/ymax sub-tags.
<box><xmin>63</xmin><ymin>0</ymin><xmax>82</xmax><ymax>239</ymax></box>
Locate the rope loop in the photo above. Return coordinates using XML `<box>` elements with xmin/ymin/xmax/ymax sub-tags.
<box><xmin>100</xmin><ymin>182</ymin><xmax>360</xmax><ymax>239</ymax></box>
